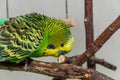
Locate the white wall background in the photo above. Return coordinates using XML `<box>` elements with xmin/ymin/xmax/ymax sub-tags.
<box><xmin>0</xmin><ymin>0</ymin><xmax>120</xmax><ymax>80</ymax></box>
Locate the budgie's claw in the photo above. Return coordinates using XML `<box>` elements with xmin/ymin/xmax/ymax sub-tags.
<box><xmin>24</xmin><ymin>59</ymin><xmax>29</xmax><ymax>71</ymax></box>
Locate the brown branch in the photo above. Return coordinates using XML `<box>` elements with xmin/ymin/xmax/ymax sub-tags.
<box><xmin>84</xmin><ymin>0</ymin><xmax>96</xmax><ymax>70</ymax></box>
<box><xmin>59</xmin><ymin>55</ymin><xmax>116</xmax><ymax>71</ymax></box>
<box><xmin>91</xmin><ymin>57</ymin><xmax>116</xmax><ymax>70</ymax></box>
<box><xmin>73</xmin><ymin>15</ymin><xmax>120</xmax><ymax>65</ymax></box>
<box><xmin>0</xmin><ymin>59</ymin><xmax>114</xmax><ymax>80</ymax></box>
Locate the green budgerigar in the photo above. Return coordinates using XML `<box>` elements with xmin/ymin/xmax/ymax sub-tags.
<box><xmin>0</xmin><ymin>13</ymin><xmax>74</xmax><ymax>62</ymax></box>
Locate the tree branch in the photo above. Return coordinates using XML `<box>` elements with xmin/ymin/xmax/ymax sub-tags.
<box><xmin>84</xmin><ymin>0</ymin><xmax>96</xmax><ymax>70</ymax></box>
<box><xmin>0</xmin><ymin>59</ymin><xmax>114</xmax><ymax>80</ymax></box>
<box><xmin>58</xmin><ymin>55</ymin><xmax>116</xmax><ymax>71</ymax></box>
<box><xmin>90</xmin><ymin>57</ymin><xmax>116</xmax><ymax>71</ymax></box>
<box><xmin>73</xmin><ymin>15</ymin><xmax>120</xmax><ymax>65</ymax></box>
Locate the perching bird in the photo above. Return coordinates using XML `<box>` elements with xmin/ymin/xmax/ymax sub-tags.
<box><xmin>0</xmin><ymin>13</ymin><xmax>74</xmax><ymax>63</ymax></box>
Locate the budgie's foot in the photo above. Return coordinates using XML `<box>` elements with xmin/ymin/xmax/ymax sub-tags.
<box><xmin>24</xmin><ymin>58</ymin><xmax>29</xmax><ymax>71</ymax></box>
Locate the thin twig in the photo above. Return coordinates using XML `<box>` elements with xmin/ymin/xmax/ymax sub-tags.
<box><xmin>91</xmin><ymin>57</ymin><xmax>116</xmax><ymax>70</ymax></box>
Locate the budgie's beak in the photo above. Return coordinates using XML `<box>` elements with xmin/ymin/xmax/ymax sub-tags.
<box><xmin>59</xmin><ymin>50</ymin><xmax>66</xmax><ymax>55</ymax></box>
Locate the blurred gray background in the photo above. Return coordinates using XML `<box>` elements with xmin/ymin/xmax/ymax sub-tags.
<box><xmin>0</xmin><ymin>0</ymin><xmax>120</xmax><ymax>80</ymax></box>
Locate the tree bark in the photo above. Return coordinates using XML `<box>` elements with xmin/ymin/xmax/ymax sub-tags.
<box><xmin>0</xmin><ymin>59</ymin><xmax>114</xmax><ymax>80</ymax></box>
<box><xmin>84</xmin><ymin>0</ymin><xmax>96</xmax><ymax>69</ymax></box>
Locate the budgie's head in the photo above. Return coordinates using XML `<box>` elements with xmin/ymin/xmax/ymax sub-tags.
<box><xmin>38</xmin><ymin>19</ymin><xmax>74</xmax><ymax>57</ymax></box>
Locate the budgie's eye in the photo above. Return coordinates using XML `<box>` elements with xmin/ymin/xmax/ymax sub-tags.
<box><xmin>47</xmin><ymin>44</ymin><xmax>55</xmax><ymax>49</ymax></box>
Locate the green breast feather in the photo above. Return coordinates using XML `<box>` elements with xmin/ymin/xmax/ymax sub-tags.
<box><xmin>0</xmin><ymin>13</ymin><xmax>73</xmax><ymax>62</ymax></box>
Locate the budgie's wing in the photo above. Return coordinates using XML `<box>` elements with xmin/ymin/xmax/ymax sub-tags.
<box><xmin>0</xmin><ymin>14</ymin><xmax>45</xmax><ymax>62</ymax></box>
